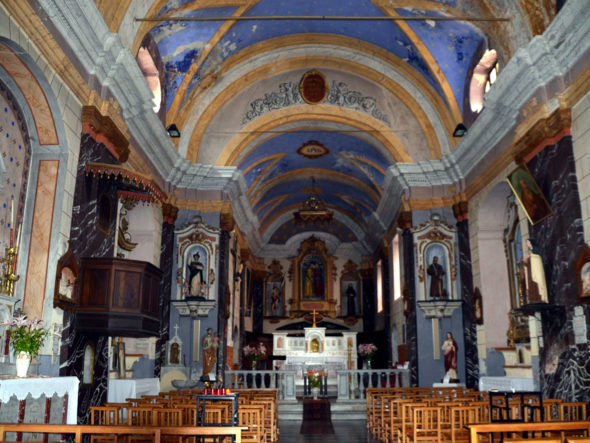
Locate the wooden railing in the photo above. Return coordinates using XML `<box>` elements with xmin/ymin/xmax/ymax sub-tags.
<box><xmin>0</xmin><ymin>424</ymin><xmax>247</xmax><ymax>443</ymax></box>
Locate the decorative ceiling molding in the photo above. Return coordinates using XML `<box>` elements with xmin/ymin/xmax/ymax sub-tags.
<box><xmin>242</xmin><ymin>80</ymin><xmax>390</xmax><ymax>125</ymax></box>
<box><xmin>82</xmin><ymin>106</ymin><xmax>130</xmax><ymax>163</ymax></box>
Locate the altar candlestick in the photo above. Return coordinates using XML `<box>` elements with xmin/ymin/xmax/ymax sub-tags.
<box><xmin>10</xmin><ymin>198</ymin><xmax>13</xmax><ymax>228</ymax></box>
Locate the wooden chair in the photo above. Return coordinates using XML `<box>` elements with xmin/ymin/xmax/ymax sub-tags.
<box><xmin>238</xmin><ymin>405</ymin><xmax>264</xmax><ymax>443</ymax></box>
<box><xmin>395</xmin><ymin>402</ymin><xmax>426</xmax><ymax>443</ymax></box>
<box><xmin>504</xmin><ymin>439</ymin><xmax>562</xmax><ymax>442</ymax></box>
<box><xmin>447</xmin><ymin>405</ymin><xmax>480</xmax><ymax>443</ymax></box>
<box><xmin>412</xmin><ymin>406</ymin><xmax>441</xmax><ymax>442</ymax></box>
<box><xmin>89</xmin><ymin>406</ymin><xmax>119</xmax><ymax>443</ymax></box>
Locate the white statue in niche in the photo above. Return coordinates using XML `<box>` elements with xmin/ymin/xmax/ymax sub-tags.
<box><xmin>83</xmin><ymin>344</ymin><xmax>94</xmax><ymax>385</ymax></box>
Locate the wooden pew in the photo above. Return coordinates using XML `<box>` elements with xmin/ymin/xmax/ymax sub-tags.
<box><xmin>0</xmin><ymin>424</ymin><xmax>247</xmax><ymax>443</ymax></box>
<box><xmin>469</xmin><ymin>421</ymin><xmax>590</xmax><ymax>442</ymax></box>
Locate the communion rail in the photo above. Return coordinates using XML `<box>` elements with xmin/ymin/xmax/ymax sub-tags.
<box><xmin>225</xmin><ymin>368</ymin><xmax>409</xmax><ymax>401</ymax></box>
<box><xmin>336</xmin><ymin>369</ymin><xmax>411</xmax><ymax>400</ymax></box>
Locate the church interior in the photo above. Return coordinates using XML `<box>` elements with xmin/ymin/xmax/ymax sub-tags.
<box><xmin>0</xmin><ymin>0</ymin><xmax>590</xmax><ymax>440</ymax></box>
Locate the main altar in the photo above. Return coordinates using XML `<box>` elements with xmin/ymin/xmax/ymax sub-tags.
<box><xmin>272</xmin><ymin>323</ymin><xmax>357</xmax><ymax>380</ymax></box>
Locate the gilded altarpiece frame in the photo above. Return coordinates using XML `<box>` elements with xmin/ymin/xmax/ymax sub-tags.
<box><xmin>289</xmin><ymin>237</ymin><xmax>337</xmax><ymax>318</ymax></box>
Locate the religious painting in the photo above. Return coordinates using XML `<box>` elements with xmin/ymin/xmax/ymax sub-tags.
<box><xmin>301</xmin><ymin>254</ymin><xmax>326</xmax><ymax>301</ymax></box>
<box><xmin>265</xmin><ymin>260</ymin><xmax>285</xmax><ymax>317</ymax></box>
<box><xmin>289</xmin><ymin>237</ymin><xmax>337</xmax><ymax>317</ymax></box>
<box><xmin>507</xmin><ymin>165</ymin><xmax>553</xmax><ymax>225</ymax></box>
<box><xmin>575</xmin><ymin>245</ymin><xmax>590</xmax><ymax>300</ymax></box>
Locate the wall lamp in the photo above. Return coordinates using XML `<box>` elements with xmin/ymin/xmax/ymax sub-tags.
<box><xmin>453</xmin><ymin>123</ymin><xmax>467</xmax><ymax>137</ymax></box>
<box><xmin>167</xmin><ymin>124</ymin><xmax>181</xmax><ymax>138</ymax></box>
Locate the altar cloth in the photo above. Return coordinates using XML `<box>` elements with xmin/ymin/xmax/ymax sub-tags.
<box><xmin>0</xmin><ymin>376</ymin><xmax>79</xmax><ymax>424</ymax></box>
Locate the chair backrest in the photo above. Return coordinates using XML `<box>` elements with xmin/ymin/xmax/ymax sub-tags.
<box><xmin>89</xmin><ymin>406</ymin><xmax>119</xmax><ymax>425</ymax></box>
<box><xmin>413</xmin><ymin>406</ymin><xmax>441</xmax><ymax>442</ymax></box>
<box><xmin>127</xmin><ymin>406</ymin><xmax>155</xmax><ymax>426</ymax></box>
<box><xmin>450</xmin><ymin>406</ymin><xmax>479</xmax><ymax>443</ymax></box>
<box><xmin>559</xmin><ymin>402</ymin><xmax>588</xmax><ymax>421</ymax></box>
<box><xmin>153</xmin><ymin>408</ymin><xmax>182</xmax><ymax>427</ymax></box>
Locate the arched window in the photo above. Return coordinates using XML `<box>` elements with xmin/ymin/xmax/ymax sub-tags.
<box><xmin>136</xmin><ymin>46</ymin><xmax>161</xmax><ymax>113</ymax></box>
<box><xmin>469</xmin><ymin>49</ymin><xmax>499</xmax><ymax>113</ymax></box>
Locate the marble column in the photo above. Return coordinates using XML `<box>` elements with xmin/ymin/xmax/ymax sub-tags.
<box><xmin>216</xmin><ymin>229</ymin><xmax>230</xmax><ymax>383</ymax></box>
<box><xmin>154</xmin><ymin>210</ymin><xmax>176</xmax><ymax>377</ymax></box>
<box><xmin>60</xmin><ymin>133</ymin><xmax>119</xmax><ymax>423</ymax></box>
<box><xmin>361</xmin><ymin>266</ymin><xmax>375</xmax><ymax>332</ymax></box>
<box><xmin>381</xmin><ymin>257</ymin><xmax>392</xmax><ymax>367</ymax></box>
<box><xmin>402</xmin><ymin>227</ymin><xmax>418</xmax><ymax>386</ymax></box>
<box><xmin>454</xmin><ymin>203</ymin><xmax>479</xmax><ymax>389</ymax></box>
<box><xmin>526</xmin><ymin>136</ymin><xmax>586</xmax><ymax>395</ymax></box>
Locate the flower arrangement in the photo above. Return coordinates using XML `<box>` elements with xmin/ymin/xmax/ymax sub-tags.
<box><xmin>358</xmin><ymin>343</ymin><xmax>377</xmax><ymax>359</ymax></box>
<box><xmin>307</xmin><ymin>369</ymin><xmax>324</xmax><ymax>389</ymax></box>
<box><xmin>2</xmin><ymin>315</ymin><xmax>50</xmax><ymax>357</ymax></box>
<box><xmin>243</xmin><ymin>343</ymin><xmax>266</xmax><ymax>361</ymax></box>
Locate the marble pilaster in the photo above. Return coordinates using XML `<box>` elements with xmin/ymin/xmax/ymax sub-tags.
<box><xmin>456</xmin><ymin>218</ymin><xmax>479</xmax><ymax>389</ymax></box>
<box><xmin>216</xmin><ymin>229</ymin><xmax>230</xmax><ymax>382</ymax></box>
<box><xmin>402</xmin><ymin>228</ymin><xmax>418</xmax><ymax>386</ymax></box>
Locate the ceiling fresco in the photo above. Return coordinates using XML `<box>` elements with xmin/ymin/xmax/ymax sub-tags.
<box><xmin>140</xmin><ymin>0</ymin><xmax>493</xmax><ymax>251</ymax></box>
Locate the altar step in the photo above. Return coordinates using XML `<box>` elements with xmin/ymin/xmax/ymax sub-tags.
<box><xmin>495</xmin><ymin>345</ymin><xmax>533</xmax><ymax>378</ymax></box>
<box><xmin>278</xmin><ymin>398</ymin><xmax>367</xmax><ymax>421</ymax></box>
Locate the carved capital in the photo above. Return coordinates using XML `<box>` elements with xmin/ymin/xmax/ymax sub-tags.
<box><xmin>452</xmin><ymin>201</ymin><xmax>469</xmax><ymax>222</ymax></box>
<box><xmin>162</xmin><ymin>203</ymin><xmax>179</xmax><ymax>225</ymax></box>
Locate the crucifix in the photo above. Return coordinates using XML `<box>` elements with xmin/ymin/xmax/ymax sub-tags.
<box><xmin>173</xmin><ymin>324</ymin><xmax>180</xmax><ymax>338</ymax></box>
<box><xmin>312</xmin><ymin>309</ymin><xmax>318</xmax><ymax>327</ymax></box>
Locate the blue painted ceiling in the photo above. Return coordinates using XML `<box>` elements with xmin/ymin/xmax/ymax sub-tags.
<box><xmin>145</xmin><ymin>0</ymin><xmax>491</xmax><ymax>248</ymax></box>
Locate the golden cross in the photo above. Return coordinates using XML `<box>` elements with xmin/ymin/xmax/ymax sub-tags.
<box><xmin>312</xmin><ymin>309</ymin><xmax>317</xmax><ymax>327</ymax></box>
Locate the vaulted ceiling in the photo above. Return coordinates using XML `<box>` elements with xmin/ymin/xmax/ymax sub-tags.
<box><xmin>6</xmin><ymin>0</ymin><xmax>555</xmax><ymax>256</ymax></box>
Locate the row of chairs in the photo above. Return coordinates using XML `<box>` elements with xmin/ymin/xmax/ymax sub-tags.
<box><xmin>89</xmin><ymin>388</ymin><xmax>279</xmax><ymax>443</ymax></box>
<box><xmin>366</xmin><ymin>387</ymin><xmax>589</xmax><ymax>442</ymax></box>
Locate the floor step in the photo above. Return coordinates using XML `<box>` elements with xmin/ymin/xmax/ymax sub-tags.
<box><xmin>279</xmin><ymin>398</ymin><xmax>367</xmax><ymax>421</ymax></box>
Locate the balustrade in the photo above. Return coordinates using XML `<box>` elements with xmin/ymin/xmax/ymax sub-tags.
<box><xmin>337</xmin><ymin>369</ymin><xmax>410</xmax><ymax>400</ymax></box>
<box><xmin>225</xmin><ymin>370</ymin><xmax>297</xmax><ymax>401</ymax></box>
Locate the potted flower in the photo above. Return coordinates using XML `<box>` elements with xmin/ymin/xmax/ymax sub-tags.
<box><xmin>358</xmin><ymin>343</ymin><xmax>377</xmax><ymax>369</ymax></box>
<box><xmin>243</xmin><ymin>343</ymin><xmax>266</xmax><ymax>370</ymax></box>
<box><xmin>2</xmin><ymin>315</ymin><xmax>49</xmax><ymax>377</ymax></box>
<box><xmin>307</xmin><ymin>369</ymin><xmax>324</xmax><ymax>399</ymax></box>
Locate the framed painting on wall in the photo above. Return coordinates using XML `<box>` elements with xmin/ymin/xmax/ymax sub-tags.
<box><xmin>507</xmin><ymin>165</ymin><xmax>553</xmax><ymax>225</ymax></box>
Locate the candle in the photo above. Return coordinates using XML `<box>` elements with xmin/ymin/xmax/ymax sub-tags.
<box><xmin>15</xmin><ymin>223</ymin><xmax>21</xmax><ymax>251</ymax></box>
<box><xmin>10</xmin><ymin>198</ymin><xmax>13</xmax><ymax>228</ymax></box>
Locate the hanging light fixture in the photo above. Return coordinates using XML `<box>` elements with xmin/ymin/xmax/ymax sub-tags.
<box><xmin>293</xmin><ymin>177</ymin><xmax>333</xmax><ymax>223</ymax></box>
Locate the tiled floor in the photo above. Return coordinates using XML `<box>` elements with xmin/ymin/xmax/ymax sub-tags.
<box><xmin>278</xmin><ymin>420</ymin><xmax>378</xmax><ymax>442</ymax></box>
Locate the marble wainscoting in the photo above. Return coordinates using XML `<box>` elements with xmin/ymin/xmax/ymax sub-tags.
<box><xmin>544</xmin><ymin>342</ymin><xmax>590</xmax><ymax>401</ymax></box>
<box><xmin>154</xmin><ymin>221</ymin><xmax>174</xmax><ymax>377</ymax></box>
<box><xmin>457</xmin><ymin>219</ymin><xmax>479</xmax><ymax>389</ymax></box>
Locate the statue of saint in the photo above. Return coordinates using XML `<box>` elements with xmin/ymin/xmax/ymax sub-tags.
<box><xmin>201</xmin><ymin>328</ymin><xmax>219</xmax><ymax>376</ymax></box>
<box><xmin>427</xmin><ymin>256</ymin><xmax>445</xmax><ymax>298</ymax></box>
<box><xmin>441</xmin><ymin>332</ymin><xmax>458</xmax><ymax>382</ymax></box>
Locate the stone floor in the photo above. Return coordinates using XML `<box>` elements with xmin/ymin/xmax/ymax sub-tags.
<box><xmin>278</xmin><ymin>420</ymin><xmax>379</xmax><ymax>442</ymax></box>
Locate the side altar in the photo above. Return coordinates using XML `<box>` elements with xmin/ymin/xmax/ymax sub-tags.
<box><xmin>272</xmin><ymin>325</ymin><xmax>357</xmax><ymax>379</ymax></box>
